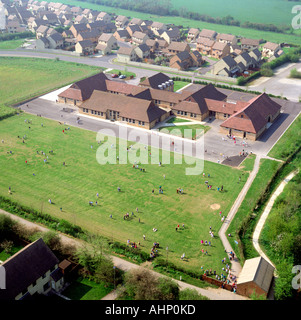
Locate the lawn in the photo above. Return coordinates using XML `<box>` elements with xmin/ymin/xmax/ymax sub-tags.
<box><xmin>227</xmin><ymin>157</ymin><xmax>282</xmax><ymax>262</ymax></box>
<box><xmin>159</xmin><ymin>124</ymin><xmax>211</xmax><ymax>139</ymax></box>
<box><xmin>0</xmin><ymin>39</ymin><xmax>25</xmax><ymax>50</ymax></box>
<box><xmin>268</xmin><ymin>114</ymin><xmax>301</xmax><ymax>161</ymax></box>
<box><xmin>39</xmin><ymin>0</ymin><xmax>301</xmax><ymax>46</ymax></box>
<box><xmin>0</xmin><ymin>244</ymin><xmax>24</xmax><ymax>262</ymax></box>
<box><xmin>166</xmin><ymin>117</ymin><xmax>192</xmax><ymax>124</ymax></box>
<box><xmin>0</xmin><ymin>113</ymin><xmax>248</xmax><ymax>274</ymax></box>
<box><xmin>62</xmin><ymin>276</ymin><xmax>113</xmax><ymax>300</ymax></box>
<box><xmin>106</xmin><ymin>68</ymin><xmax>136</xmax><ymax>78</ymax></box>
<box><xmin>0</xmin><ymin>57</ymin><xmax>103</xmax><ymax>107</ymax></box>
<box><xmin>173</xmin><ymin>81</ymin><xmax>191</xmax><ymax>92</ymax></box>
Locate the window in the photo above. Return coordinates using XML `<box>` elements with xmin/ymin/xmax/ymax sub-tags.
<box><xmin>139</xmin><ymin>121</ymin><xmax>141</xmax><ymax>125</ymax></box>
<box><xmin>101</xmin><ymin>112</ymin><xmax>103</xmax><ymax>116</ymax></box>
<box><xmin>133</xmin><ymin>120</ymin><xmax>135</xmax><ymax>124</ymax></box>
<box><xmin>98</xmin><ymin>111</ymin><xmax>100</xmax><ymax>116</ymax></box>
<box><xmin>42</xmin><ymin>273</ymin><xmax>47</xmax><ymax>279</ymax></box>
<box><xmin>43</xmin><ymin>282</ymin><xmax>50</xmax><ymax>292</ymax></box>
<box><xmin>184</xmin><ymin>112</ymin><xmax>187</xmax><ymax>116</ymax></box>
<box><xmin>224</xmin><ymin>113</ymin><xmax>227</xmax><ymax>118</ymax></box>
<box><xmin>177</xmin><ymin>110</ymin><xmax>180</xmax><ymax>114</ymax></box>
<box><xmin>142</xmin><ymin>122</ymin><xmax>145</xmax><ymax>126</ymax></box>
<box><xmin>129</xmin><ymin>119</ymin><xmax>132</xmax><ymax>123</ymax></box>
<box><xmin>91</xmin><ymin>110</ymin><xmax>94</xmax><ymax>114</ymax></box>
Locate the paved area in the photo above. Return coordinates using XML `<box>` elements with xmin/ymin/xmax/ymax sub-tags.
<box><xmin>252</xmin><ymin>170</ymin><xmax>298</xmax><ymax>268</ymax></box>
<box><xmin>218</xmin><ymin>154</ymin><xmax>262</xmax><ymax>279</ymax></box>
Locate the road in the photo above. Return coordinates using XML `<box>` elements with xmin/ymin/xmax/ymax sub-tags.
<box><xmin>249</xmin><ymin>60</ymin><xmax>301</xmax><ymax>102</ymax></box>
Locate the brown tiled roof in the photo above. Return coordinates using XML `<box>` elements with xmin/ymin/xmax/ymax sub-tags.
<box><xmin>167</xmin><ymin>41</ymin><xmax>189</xmax><ymax>52</ymax></box>
<box><xmin>59</xmin><ymin>72</ymin><xmax>108</xmax><ymax>101</ymax></box>
<box><xmin>117</xmin><ymin>46</ymin><xmax>134</xmax><ymax>55</ymax></box>
<box><xmin>217</xmin><ymin>33</ymin><xmax>236</xmax><ymax>42</ymax></box>
<box><xmin>205</xmin><ymin>99</ymin><xmax>248</xmax><ymax>114</ymax></box>
<box><xmin>199</xmin><ymin>29</ymin><xmax>216</xmax><ymax>38</ymax></box>
<box><xmin>212</xmin><ymin>41</ymin><xmax>229</xmax><ymax>51</ymax></box>
<box><xmin>140</xmin><ymin>72</ymin><xmax>171</xmax><ymax>89</ymax></box>
<box><xmin>241</xmin><ymin>38</ymin><xmax>260</xmax><ymax>46</ymax></box>
<box><xmin>171</xmin><ymin>100</ymin><xmax>204</xmax><ymax>115</ymax></box>
<box><xmin>81</xmin><ymin>90</ymin><xmax>167</xmax><ymax>123</ymax></box>
<box><xmin>196</xmin><ymin>37</ymin><xmax>215</xmax><ymax>47</ymax></box>
<box><xmin>221</xmin><ymin>93</ymin><xmax>281</xmax><ymax>133</ymax></box>
<box><xmin>263</xmin><ymin>42</ymin><xmax>279</xmax><ymax>51</ymax></box>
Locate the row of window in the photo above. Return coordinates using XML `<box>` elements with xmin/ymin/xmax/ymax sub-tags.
<box><xmin>176</xmin><ymin>110</ymin><xmax>197</xmax><ymax>118</ymax></box>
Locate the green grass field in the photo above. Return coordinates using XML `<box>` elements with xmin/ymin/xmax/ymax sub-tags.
<box><xmin>0</xmin><ymin>39</ymin><xmax>25</xmax><ymax>50</ymax></box>
<box><xmin>0</xmin><ymin>57</ymin><xmax>102</xmax><ymax>107</ymax></box>
<box><xmin>39</xmin><ymin>0</ymin><xmax>301</xmax><ymax>45</ymax></box>
<box><xmin>159</xmin><ymin>124</ymin><xmax>211</xmax><ymax>139</ymax></box>
<box><xmin>0</xmin><ymin>113</ymin><xmax>250</xmax><ymax>273</ymax></box>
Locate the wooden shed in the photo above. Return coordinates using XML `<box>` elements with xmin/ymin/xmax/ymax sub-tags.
<box><xmin>237</xmin><ymin>256</ymin><xmax>275</xmax><ymax>298</ymax></box>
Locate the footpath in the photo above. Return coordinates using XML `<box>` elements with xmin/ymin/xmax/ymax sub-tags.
<box><xmin>0</xmin><ymin>209</ymin><xmax>247</xmax><ymax>300</ymax></box>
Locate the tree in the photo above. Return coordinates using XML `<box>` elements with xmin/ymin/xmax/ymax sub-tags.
<box><xmin>157</xmin><ymin>277</ymin><xmax>179</xmax><ymax>300</ymax></box>
<box><xmin>274</xmin><ymin>261</ymin><xmax>294</xmax><ymax>300</ymax></box>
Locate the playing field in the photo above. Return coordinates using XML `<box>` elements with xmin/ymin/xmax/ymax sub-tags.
<box><xmin>0</xmin><ymin>57</ymin><xmax>102</xmax><ymax>107</ymax></box>
<box><xmin>0</xmin><ymin>113</ymin><xmax>250</xmax><ymax>273</ymax></box>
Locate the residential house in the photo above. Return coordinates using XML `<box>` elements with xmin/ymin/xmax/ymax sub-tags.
<box><xmin>126</xmin><ymin>24</ymin><xmax>141</xmax><ymax>37</ymax></box>
<box><xmin>169</xmin><ymin>51</ymin><xmax>194</xmax><ymax>70</ymax></box>
<box><xmin>249</xmin><ymin>48</ymin><xmax>262</xmax><ymax>64</ymax></box>
<box><xmin>42</xmin><ymin>12</ymin><xmax>58</xmax><ymax>25</ymax></box>
<box><xmin>165</xmin><ymin>41</ymin><xmax>190</xmax><ymax>56</ymax></box>
<box><xmin>96</xmin><ymin>11</ymin><xmax>111</xmax><ymax>24</ymax></box>
<box><xmin>117</xmin><ymin>46</ymin><xmax>138</xmax><ymax>63</ymax></box>
<box><xmin>35</xmin><ymin>24</ymin><xmax>49</xmax><ymax>38</ymax></box>
<box><xmin>82</xmin><ymin>8</ymin><xmax>91</xmax><ymax>18</ymax></box>
<box><xmin>234</xmin><ymin>51</ymin><xmax>258</xmax><ymax>72</ymax></box>
<box><xmin>134</xmin><ymin>43</ymin><xmax>150</xmax><ymax>60</ymax></box>
<box><xmin>113</xmin><ymin>29</ymin><xmax>130</xmax><ymax>42</ymax></box>
<box><xmin>211</xmin><ymin>42</ymin><xmax>231</xmax><ymax>59</ymax></box>
<box><xmin>241</xmin><ymin>38</ymin><xmax>260</xmax><ymax>51</ymax></box>
<box><xmin>62</xmin><ymin>29</ymin><xmax>73</xmax><ymax>38</ymax></box>
<box><xmin>35</xmin><ymin>36</ymin><xmax>50</xmax><ymax>49</ymax></box>
<box><xmin>212</xmin><ymin>55</ymin><xmax>240</xmax><ymax>77</ymax></box>
<box><xmin>115</xmin><ymin>15</ymin><xmax>128</xmax><ymax>28</ymax></box>
<box><xmin>6</xmin><ymin>20</ymin><xmax>25</xmax><ymax>33</ymax></box>
<box><xmin>48</xmin><ymin>32</ymin><xmax>64</xmax><ymax>49</ymax></box>
<box><xmin>45</xmin><ymin>27</ymin><xmax>57</xmax><ymax>37</ymax></box>
<box><xmin>88</xmin><ymin>10</ymin><xmax>99</xmax><ymax>23</ymax></box>
<box><xmin>77</xmin><ymin>28</ymin><xmax>100</xmax><ymax>44</ymax></box>
<box><xmin>75</xmin><ymin>39</ymin><xmax>95</xmax><ymax>55</ymax></box>
<box><xmin>196</xmin><ymin>37</ymin><xmax>214</xmax><ymax>55</ymax></box>
<box><xmin>262</xmin><ymin>42</ymin><xmax>281</xmax><ymax>58</ymax></box>
<box><xmin>59</xmin><ymin>4</ymin><xmax>71</xmax><ymax>14</ymax></box>
<box><xmin>129</xmin><ymin>17</ymin><xmax>144</xmax><ymax>26</ymax></box>
<box><xmin>95</xmin><ymin>33</ymin><xmax>117</xmax><ymax>55</ymax></box>
<box><xmin>0</xmin><ymin>238</ymin><xmax>64</xmax><ymax>300</ymax></box>
<box><xmin>198</xmin><ymin>29</ymin><xmax>217</xmax><ymax>40</ymax></box>
<box><xmin>70</xmin><ymin>6</ymin><xmax>82</xmax><ymax>16</ymax></box>
<box><xmin>74</xmin><ymin>15</ymin><xmax>87</xmax><ymax>25</ymax></box>
<box><xmin>150</xmin><ymin>21</ymin><xmax>167</xmax><ymax>35</ymax></box>
<box><xmin>216</xmin><ymin>33</ymin><xmax>237</xmax><ymax>46</ymax></box>
<box><xmin>190</xmin><ymin>50</ymin><xmax>204</xmax><ymax>67</ymax></box>
<box><xmin>131</xmin><ymin>31</ymin><xmax>149</xmax><ymax>45</ymax></box>
<box><xmin>187</xmin><ymin>28</ymin><xmax>199</xmax><ymax>42</ymax></box>
<box><xmin>69</xmin><ymin>22</ymin><xmax>89</xmax><ymax>37</ymax></box>
<box><xmin>160</xmin><ymin>27</ymin><xmax>180</xmax><ymax>44</ymax></box>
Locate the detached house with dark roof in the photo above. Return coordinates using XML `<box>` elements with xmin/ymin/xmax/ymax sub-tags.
<box><xmin>140</xmin><ymin>72</ymin><xmax>174</xmax><ymax>91</ymax></box>
<box><xmin>0</xmin><ymin>238</ymin><xmax>64</xmax><ymax>300</ymax></box>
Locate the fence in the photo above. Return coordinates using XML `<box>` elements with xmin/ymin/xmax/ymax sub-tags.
<box><xmin>201</xmin><ymin>274</ymin><xmax>233</xmax><ymax>291</ymax></box>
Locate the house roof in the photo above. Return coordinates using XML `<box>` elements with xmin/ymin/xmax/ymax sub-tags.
<box><xmin>199</xmin><ymin>29</ymin><xmax>217</xmax><ymax>38</ymax></box>
<box><xmin>81</xmin><ymin>90</ymin><xmax>167</xmax><ymax>123</ymax></box>
<box><xmin>116</xmin><ymin>15</ymin><xmax>127</xmax><ymax>22</ymax></box>
<box><xmin>136</xmin><ymin>43</ymin><xmax>150</xmax><ymax>52</ymax></box>
<box><xmin>188</xmin><ymin>28</ymin><xmax>199</xmax><ymax>35</ymax></box>
<box><xmin>132</xmin><ymin>31</ymin><xmax>147</xmax><ymax>40</ymax></box>
<box><xmin>117</xmin><ymin>46</ymin><xmax>134</xmax><ymax>55</ymax></box>
<box><xmin>221</xmin><ymin>93</ymin><xmax>281</xmax><ymax>133</ymax></box>
<box><xmin>237</xmin><ymin>257</ymin><xmax>275</xmax><ymax>293</ymax></box>
<box><xmin>212</xmin><ymin>41</ymin><xmax>229</xmax><ymax>51</ymax></box>
<box><xmin>114</xmin><ymin>29</ymin><xmax>130</xmax><ymax>38</ymax></box>
<box><xmin>217</xmin><ymin>33</ymin><xmax>236</xmax><ymax>42</ymax></box>
<box><xmin>58</xmin><ymin>72</ymin><xmax>108</xmax><ymax>101</ymax></box>
<box><xmin>241</xmin><ymin>38</ymin><xmax>260</xmax><ymax>46</ymax></box>
<box><xmin>140</xmin><ymin>72</ymin><xmax>171</xmax><ymax>89</ymax></box>
<box><xmin>167</xmin><ymin>41</ymin><xmax>189</xmax><ymax>52</ymax></box>
<box><xmin>263</xmin><ymin>41</ymin><xmax>280</xmax><ymax>51</ymax></box>
<box><xmin>0</xmin><ymin>238</ymin><xmax>59</xmax><ymax>300</ymax></box>
<box><xmin>197</xmin><ymin>37</ymin><xmax>215</xmax><ymax>47</ymax></box>
<box><xmin>48</xmin><ymin>32</ymin><xmax>63</xmax><ymax>42</ymax></box>
<box><xmin>98</xmin><ymin>32</ymin><xmax>114</xmax><ymax>42</ymax></box>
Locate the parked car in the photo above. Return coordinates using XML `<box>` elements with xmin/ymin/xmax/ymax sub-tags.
<box><xmin>111</xmin><ymin>74</ymin><xmax>118</xmax><ymax>78</ymax></box>
<box><xmin>119</xmin><ymin>74</ymin><xmax>126</xmax><ymax>79</ymax></box>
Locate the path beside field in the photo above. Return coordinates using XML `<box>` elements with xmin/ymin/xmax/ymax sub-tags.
<box><xmin>218</xmin><ymin>154</ymin><xmax>262</xmax><ymax>279</ymax></box>
<box><xmin>252</xmin><ymin>170</ymin><xmax>298</xmax><ymax>268</ymax></box>
<box><xmin>0</xmin><ymin>209</ymin><xmax>248</xmax><ymax>300</ymax></box>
